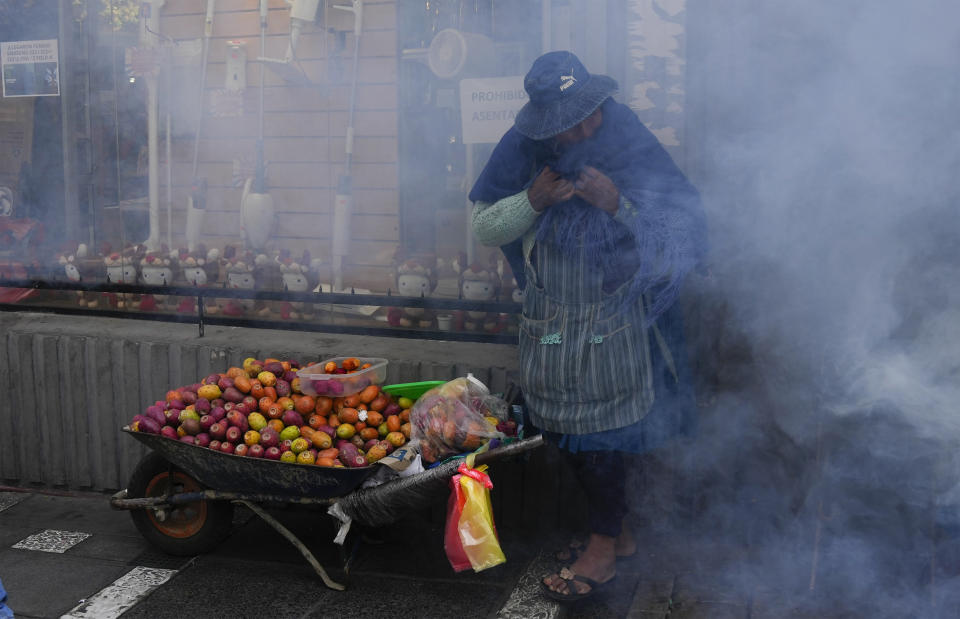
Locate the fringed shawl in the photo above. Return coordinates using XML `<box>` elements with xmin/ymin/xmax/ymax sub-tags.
<box><xmin>470</xmin><ymin>98</ymin><xmax>707</xmax><ymax>325</ymax></box>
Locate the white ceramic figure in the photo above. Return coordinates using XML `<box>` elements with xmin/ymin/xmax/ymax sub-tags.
<box><xmin>388</xmin><ymin>257</ymin><xmax>437</xmax><ymax>328</ymax></box>
<box><xmin>138</xmin><ymin>250</ymin><xmax>176</xmax><ymax>311</ymax></box>
<box><xmin>103</xmin><ymin>248</ymin><xmax>142</xmax><ymax>309</ymax></box>
<box><xmin>458</xmin><ymin>262</ymin><xmax>501</xmax><ymax>331</ymax></box>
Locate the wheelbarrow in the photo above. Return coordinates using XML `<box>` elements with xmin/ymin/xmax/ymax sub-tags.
<box><xmin>111</xmin><ymin>428</ymin><xmax>543</xmax><ymax>590</ymax></box>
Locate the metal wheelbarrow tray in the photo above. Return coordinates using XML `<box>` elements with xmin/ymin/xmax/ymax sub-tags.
<box><xmin>111</xmin><ymin>427</ymin><xmax>543</xmax><ymax>590</ymax></box>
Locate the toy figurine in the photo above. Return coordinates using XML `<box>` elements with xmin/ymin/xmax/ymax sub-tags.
<box><xmin>56</xmin><ymin>243</ymin><xmax>104</xmax><ymax>308</ymax></box>
<box><xmin>176</xmin><ymin>245</ymin><xmax>220</xmax><ymax>315</ymax></box>
<box><xmin>387</xmin><ymin>253</ymin><xmax>438</xmax><ymax>329</ymax></box>
<box><xmin>278</xmin><ymin>250</ymin><xmax>318</xmax><ymax>321</ymax></box>
<box><xmin>103</xmin><ymin>245</ymin><xmax>144</xmax><ymax>310</ymax></box>
<box><xmin>456</xmin><ymin>261</ymin><xmax>501</xmax><ymax>332</ymax></box>
<box><xmin>220</xmin><ymin>249</ymin><xmax>257</xmax><ymax>317</ymax></box>
<box><xmin>138</xmin><ymin>246</ymin><xmax>177</xmax><ymax>312</ymax></box>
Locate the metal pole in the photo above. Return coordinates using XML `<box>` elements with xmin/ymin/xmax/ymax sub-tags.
<box><xmin>59</xmin><ymin>0</ymin><xmax>80</xmax><ymax>241</ymax></box>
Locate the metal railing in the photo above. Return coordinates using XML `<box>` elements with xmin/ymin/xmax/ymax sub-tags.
<box><xmin>0</xmin><ymin>278</ymin><xmax>522</xmax><ymax>344</ymax></box>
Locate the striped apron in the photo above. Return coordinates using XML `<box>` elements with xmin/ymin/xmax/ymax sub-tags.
<box><xmin>519</xmin><ymin>236</ymin><xmax>655</xmax><ymax>435</ymax></box>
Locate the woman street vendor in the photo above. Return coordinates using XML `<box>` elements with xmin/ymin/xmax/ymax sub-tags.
<box><xmin>470</xmin><ymin>51</ymin><xmax>708</xmax><ymax>601</ymax></box>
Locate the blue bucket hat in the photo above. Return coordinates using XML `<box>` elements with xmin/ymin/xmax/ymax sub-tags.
<box><xmin>514</xmin><ymin>51</ymin><xmax>618</xmax><ymax>140</ymax></box>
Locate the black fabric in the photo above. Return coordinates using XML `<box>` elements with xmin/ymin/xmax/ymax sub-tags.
<box><xmin>568</xmin><ymin>450</ymin><xmax>628</xmax><ymax>538</ymax></box>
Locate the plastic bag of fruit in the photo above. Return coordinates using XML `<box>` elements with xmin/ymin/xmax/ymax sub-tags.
<box><xmin>410</xmin><ymin>375</ymin><xmax>507</xmax><ymax>463</ymax></box>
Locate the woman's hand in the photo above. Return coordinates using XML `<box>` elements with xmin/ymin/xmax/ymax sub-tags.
<box><xmin>575</xmin><ymin>166</ymin><xmax>619</xmax><ymax>215</ymax></box>
<box><xmin>528</xmin><ymin>166</ymin><xmax>575</xmax><ymax>212</ymax></box>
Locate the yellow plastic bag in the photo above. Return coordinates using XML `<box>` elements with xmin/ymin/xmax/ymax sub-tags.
<box><xmin>456</xmin><ymin>462</ymin><xmax>506</xmax><ymax>572</ymax></box>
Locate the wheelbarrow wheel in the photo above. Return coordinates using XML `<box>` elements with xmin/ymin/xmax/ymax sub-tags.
<box><xmin>128</xmin><ymin>451</ymin><xmax>233</xmax><ymax>556</ymax></box>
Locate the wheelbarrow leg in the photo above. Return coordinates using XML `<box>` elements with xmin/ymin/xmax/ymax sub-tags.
<box><xmin>233</xmin><ymin>500</ymin><xmax>346</xmax><ymax>591</ymax></box>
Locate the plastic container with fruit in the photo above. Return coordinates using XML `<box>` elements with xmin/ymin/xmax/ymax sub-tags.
<box><xmin>297</xmin><ymin>357</ymin><xmax>388</xmax><ymax>397</ymax></box>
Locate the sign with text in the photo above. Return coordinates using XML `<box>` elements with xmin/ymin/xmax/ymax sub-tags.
<box><xmin>459</xmin><ymin>76</ymin><xmax>526</xmax><ymax>144</ymax></box>
<box><xmin>1</xmin><ymin>39</ymin><xmax>60</xmax><ymax>98</ymax></box>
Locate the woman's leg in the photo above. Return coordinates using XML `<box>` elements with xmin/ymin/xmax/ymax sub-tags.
<box><xmin>544</xmin><ymin>450</ymin><xmax>625</xmax><ymax>596</ymax></box>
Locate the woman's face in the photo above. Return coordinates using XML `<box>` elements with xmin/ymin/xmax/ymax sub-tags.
<box><xmin>554</xmin><ymin>107</ymin><xmax>603</xmax><ymax>146</ymax></box>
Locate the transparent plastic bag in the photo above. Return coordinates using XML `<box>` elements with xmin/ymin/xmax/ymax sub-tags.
<box><xmin>410</xmin><ymin>375</ymin><xmax>507</xmax><ymax>463</ymax></box>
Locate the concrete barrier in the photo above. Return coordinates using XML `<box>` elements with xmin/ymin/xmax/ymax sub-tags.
<box><xmin>0</xmin><ymin>312</ymin><xmax>519</xmax><ymax>492</ymax></box>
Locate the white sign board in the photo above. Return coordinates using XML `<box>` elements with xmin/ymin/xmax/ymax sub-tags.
<box><xmin>1</xmin><ymin>39</ymin><xmax>60</xmax><ymax>98</ymax></box>
<box><xmin>459</xmin><ymin>76</ymin><xmax>527</xmax><ymax>144</ymax></box>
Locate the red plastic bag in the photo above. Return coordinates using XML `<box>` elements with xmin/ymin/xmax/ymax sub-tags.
<box><xmin>444</xmin><ymin>469</ymin><xmax>472</xmax><ymax>572</ymax></box>
<box><xmin>444</xmin><ymin>463</ymin><xmax>506</xmax><ymax>573</ymax></box>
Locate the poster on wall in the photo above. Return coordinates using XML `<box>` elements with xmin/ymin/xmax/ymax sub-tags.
<box><xmin>459</xmin><ymin>76</ymin><xmax>526</xmax><ymax>144</ymax></box>
<box><xmin>1</xmin><ymin>39</ymin><xmax>60</xmax><ymax>98</ymax></box>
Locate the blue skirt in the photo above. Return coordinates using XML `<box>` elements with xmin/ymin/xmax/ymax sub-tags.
<box><xmin>543</xmin><ymin>301</ymin><xmax>697</xmax><ymax>454</ymax></box>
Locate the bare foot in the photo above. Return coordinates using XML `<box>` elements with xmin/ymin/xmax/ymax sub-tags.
<box><xmin>543</xmin><ymin>534</ymin><xmax>617</xmax><ymax>597</ymax></box>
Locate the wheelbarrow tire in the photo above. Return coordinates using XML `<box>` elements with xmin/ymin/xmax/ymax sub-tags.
<box><xmin>128</xmin><ymin>451</ymin><xmax>233</xmax><ymax>556</ymax></box>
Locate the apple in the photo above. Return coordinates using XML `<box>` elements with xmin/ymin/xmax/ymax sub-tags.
<box><xmin>234</xmin><ymin>444</ymin><xmax>249</xmax><ymax>457</ymax></box>
<box><xmin>200</xmin><ymin>415</ymin><xmax>216</xmax><ymax>431</ymax></box>
<box><xmin>160</xmin><ymin>425</ymin><xmax>178</xmax><ymax>440</ymax></box>
<box><xmin>248</xmin><ymin>444</ymin><xmax>265</xmax><ymax>458</ymax></box>
<box><xmin>209</xmin><ymin>440</ymin><xmax>221</xmax><ymax>451</ymax></box>
<box><xmin>226</xmin><ymin>410</ymin><xmax>248</xmax><ymax>431</ymax></box>
<box><xmin>194</xmin><ymin>433</ymin><xmax>211</xmax><ymax>448</ymax></box>
<box><xmin>242</xmin><ymin>396</ymin><xmax>258</xmax><ymax>410</ymax></box>
<box><xmin>280</xmin><ymin>439</ymin><xmax>293</xmax><ymax>452</ymax></box>
<box><xmin>219</xmin><ymin>441</ymin><xmax>235</xmax><ymax>454</ymax></box>
<box><xmin>264</xmin><ymin>446</ymin><xmax>282</xmax><ymax>460</ymax></box>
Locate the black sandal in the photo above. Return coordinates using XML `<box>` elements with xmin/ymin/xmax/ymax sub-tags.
<box><xmin>541</xmin><ymin>566</ymin><xmax>616</xmax><ymax>602</ymax></box>
<box><xmin>555</xmin><ymin>538</ymin><xmax>585</xmax><ymax>562</ymax></box>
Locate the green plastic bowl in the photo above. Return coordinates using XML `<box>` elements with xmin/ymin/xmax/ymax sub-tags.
<box><xmin>381</xmin><ymin>380</ymin><xmax>445</xmax><ymax>401</ymax></box>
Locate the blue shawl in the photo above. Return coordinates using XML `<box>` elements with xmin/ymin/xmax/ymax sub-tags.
<box><xmin>469</xmin><ymin>99</ymin><xmax>707</xmax><ymax>324</ymax></box>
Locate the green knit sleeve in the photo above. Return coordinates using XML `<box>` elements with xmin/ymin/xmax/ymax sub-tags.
<box><xmin>471</xmin><ymin>190</ymin><xmax>541</xmax><ymax>247</ymax></box>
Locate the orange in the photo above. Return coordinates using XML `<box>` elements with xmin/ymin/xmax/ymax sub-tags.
<box><xmin>386</xmin><ymin>415</ymin><xmax>401</xmax><ymax>433</ymax></box>
<box><xmin>258</xmin><ymin>396</ymin><xmax>274</xmax><ymax>414</ymax></box>
<box><xmin>315</xmin><ymin>397</ymin><xmax>333</xmax><ymax>416</ymax></box>
<box><xmin>339</xmin><ymin>408</ymin><xmax>360</xmax><ymax>424</ymax></box>
<box><xmin>277</xmin><ymin>397</ymin><xmax>295</xmax><ymax>411</ymax></box>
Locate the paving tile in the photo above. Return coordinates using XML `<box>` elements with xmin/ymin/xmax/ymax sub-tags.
<box><xmin>0</xmin><ymin>550</ymin><xmax>131</xmax><ymax>618</ymax></box>
<box><xmin>625</xmin><ymin>577</ymin><xmax>672</xmax><ymax>618</ymax></box>
<box><xmin>0</xmin><ymin>492</ymin><xmax>29</xmax><ymax>514</ymax></box>
<box><xmin>12</xmin><ymin>529</ymin><xmax>91</xmax><ymax>553</ymax></box>
<box><xmin>62</xmin><ymin>566</ymin><xmax>178</xmax><ymax>619</ymax></box>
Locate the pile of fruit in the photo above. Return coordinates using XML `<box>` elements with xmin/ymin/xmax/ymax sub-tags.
<box><xmin>129</xmin><ymin>356</ymin><xmax>414</xmax><ymax>467</ymax></box>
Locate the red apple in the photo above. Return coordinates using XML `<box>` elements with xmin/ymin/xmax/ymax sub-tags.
<box><xmin>225</xmin><ymin>426</ymin><xmax>242</xmax><ymax>444</ymax></box>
